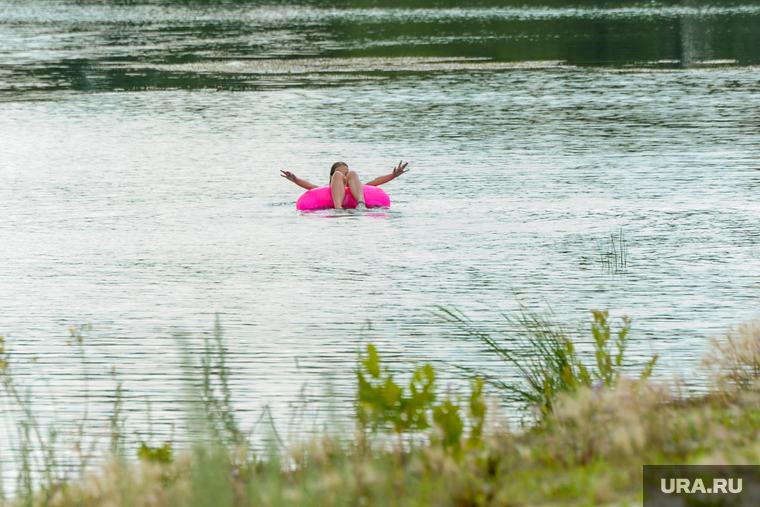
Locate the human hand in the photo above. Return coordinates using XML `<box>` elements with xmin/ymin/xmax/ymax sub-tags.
<box><xmin>280</xmin><ymin>170</ymin><xmax>297</xmax><ymax>183</ymax></box>
<box><xmin>392</xmin><ymin>160</ymin><xmax>409</xmax><ymax>179</ymax></box>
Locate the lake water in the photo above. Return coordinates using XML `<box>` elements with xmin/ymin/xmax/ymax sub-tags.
<box><xmin>2</xmin><ymin>0</ymin><xmax>760</xmax><ymax>481</ymax></box>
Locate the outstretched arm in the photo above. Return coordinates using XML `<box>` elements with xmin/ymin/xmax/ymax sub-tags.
<box><xmin>365</xmin><ymin>160</ymin><xmax>410</xmax><ymax>187</ymax></box>
<box><xmin>281</xmin><ymin>170</ymin><xmax>318</xmax><ymax>190</ymax></box>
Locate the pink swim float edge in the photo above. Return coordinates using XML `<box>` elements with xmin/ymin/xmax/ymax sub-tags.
<box><xmin>296</xmin><ymin>186</ymin><xmax>391</xmax><ymax>210</ymax></box>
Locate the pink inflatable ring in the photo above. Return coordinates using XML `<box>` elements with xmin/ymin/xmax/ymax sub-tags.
<box><xmin>296</xmin><ymin>186</ymin><xmax>390</xmax><ymax>210</ymax></box>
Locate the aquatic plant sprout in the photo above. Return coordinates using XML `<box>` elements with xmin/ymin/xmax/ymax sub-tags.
<box><xmin>596</xmin><ymin>229</ymin><xmax>628</xmax><ymax>274</ymax></box>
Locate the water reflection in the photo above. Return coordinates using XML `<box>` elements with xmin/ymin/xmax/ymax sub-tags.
<box><xmin>2</xmin><ymin>2</ymin><xmax>760</xmax><ymax>97</ymax></box>
<box><xmin>680</xmin><ymin>1</ymin><xmax>715</xmax><ymax>67</ymax></box>
<box><xmin>301</xmin><ymin>208</ymin><xmax>394</xmax><ymax>218</ymax></box>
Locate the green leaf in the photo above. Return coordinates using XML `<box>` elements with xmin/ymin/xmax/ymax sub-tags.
<box><xmin>364</xmin><ymin>344</ymin><xmax>381</xmax><ymax>378</ymax></box>
<box><xmin>137</xmin><ymin>442</ymin><xmax>173</xmax><ymax>463</ymax></box>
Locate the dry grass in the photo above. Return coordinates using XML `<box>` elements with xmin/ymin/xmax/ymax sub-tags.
<box><xmin>703</xmin><ymin>320</ymin><xmax>760</xmax><ymax>392</ymax></box>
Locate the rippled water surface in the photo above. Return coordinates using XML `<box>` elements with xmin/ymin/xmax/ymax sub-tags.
<box><xmin>2</xmin><ymin>0</ymin><xmax>760</xmax><ymax>477</ymax></box>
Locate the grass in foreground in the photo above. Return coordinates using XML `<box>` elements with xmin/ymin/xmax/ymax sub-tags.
<box><xmin>3</xmin><ymin>315</ymin><xmax>760</xmax><ymax>507</ymax></box>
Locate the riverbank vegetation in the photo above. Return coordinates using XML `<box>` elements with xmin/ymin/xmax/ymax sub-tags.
<box><xmin>2</xmin><ymin>314</ymin><xmax>760</xmax><ymax>506</ymax></box>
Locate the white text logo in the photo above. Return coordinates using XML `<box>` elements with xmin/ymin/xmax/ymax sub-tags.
<box><xmin>661</xmin><ymin>478</ymin><xmax>742</xmax><ymax>494</ymax></box>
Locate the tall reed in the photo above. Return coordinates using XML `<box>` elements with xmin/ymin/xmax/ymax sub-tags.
<box><xmin>436</xmin><ymin>306</ymin><xmax>657</xmax><ymax>417</ymax></box>
<box><xmin>0</xmin><ymin>332</ymin><xmax>67</xmax><ymax>504</ymax></box>
<box><xmin>177</xmin><ymin>314</ymin><xmax>244</xmax><ymax>449</ymax></box>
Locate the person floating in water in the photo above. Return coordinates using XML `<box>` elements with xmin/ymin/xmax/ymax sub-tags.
<box><xmin>281</xmin><ymin>160</ymin><xmax>409</xmax><ymax>209</ymax></box>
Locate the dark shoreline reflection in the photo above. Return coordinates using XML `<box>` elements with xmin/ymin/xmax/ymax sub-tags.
<box><xmin>2</xmin><ymin>0</ymin><xmax>760</xmax><ymax>96</ymax></box>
